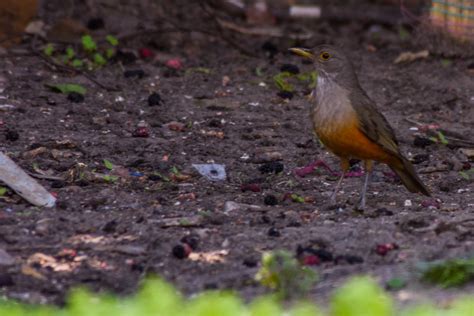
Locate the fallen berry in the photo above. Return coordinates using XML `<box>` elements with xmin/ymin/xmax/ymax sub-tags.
<box><xmin>302</xmin><ymin>255</ymin><xmax>320</xmax><ymax>266</ymax></box>
<box><xmin>264</xmin><ymin>194</ymin><xmax>278</xmax><ymax>206</ymax></box>
<box><xmin>277</xmin><ymin>91</ymin><xmax>294</xmax><ymax>100</ymax></box>
<box><xmin>115</xmin><ymin>50</ymin><xmax>137</xmax><ymax>64</ymax></box>
<box><xmin>132</xmin><ymin>127</ymin><xmax>150</xmax><ymax>138</ymax></box>
<box><xmin>172</xmin><ymin>244</ymin><xmax>191</xmax><ymax>259</ymax></box>
<box><xmin>87</xmin><ymin>17</ymin><xmax>104</xmax><ymax>30</ymax></box>
<box><xmin>243</xmin><ymin>258</ymin><xmax>258</xmax><ymax>267</ymax></box>
<box><xmin>139</xmin><ymin>48</ymin><xmax>154</xmax><ymax>59</ymax></box>
<box><xmin>124</xmin><ymin>69</ymin><xmax>145</xmax><ymax>79</ymax></box>
<box><xmin>181</xmin><ymin>234</ymin><xmax>199</xmax><ymax>250</ymax></box>
<box><xmin>280</xmin><ymin>63</ymin><xmax>300</xmax><ymax>74</ymax></box>
<box><xmin>259</xmin><ymin>161</ymin><xmax>284</xmax><ymax>174</ymax></box>
<box><xmin>148</xmin><ymin>92</ymin><xmax>163</xmax><ymax>106</ymax></box>
<box><xmin>375</xmin><ymin>243</ymin><xmax>399</xmax><ymax>256</ymax></box>
<box><xmin>413</xmin><ymin>136</ymin><xmax>433</xmax><ymax>148</ymax></box>
<box><xmin>67</xmin><ymin>92</ymin><xmax>84</xmax><ymax>103</ymax></box>
<box><xmin>5</xmin><ymin>129</ymin><xmax>19</xmax><ymax>141</ymax></box>
<box><xmin>241</xmin><ymin>183</ymin><xmax>261</xmax><ymax>192</ymax></box>
<box><xmin>166</xmin><ymin>58</ymin><xmax>182</xmax><ymax>70</ymax></box>
<box><xmin>268</xmin><ymin>227</ymin><xmax>281</xmax><ymax>237</ymax></box>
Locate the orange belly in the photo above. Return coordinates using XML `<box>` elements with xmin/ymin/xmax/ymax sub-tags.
<box><xmin>316</xmin><ymin>121</ymin><xmax>395</xmax><ymax>164</ymax></box>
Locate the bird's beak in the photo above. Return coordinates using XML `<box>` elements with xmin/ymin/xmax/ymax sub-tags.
<box><xmin>289</xmin><ymin>47</ymin><xmax>314</xmax><ymax>60</ymax></box>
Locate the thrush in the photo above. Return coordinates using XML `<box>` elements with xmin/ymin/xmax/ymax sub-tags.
<box><xmin>289</xmin><ymin>45</ymin><xmax>430</xmax><ymax>210</ymax></box>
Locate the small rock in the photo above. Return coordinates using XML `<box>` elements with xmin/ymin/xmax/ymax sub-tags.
<box><xmin>35</xmin><ymin>218</ymin><xmax>53</xmax><ymax>236</ymax></box>
<box><xmin>404</xmin><ymin>199</ymin><xmax>412</xmax><ymax>207</ymax></box>
<box><xmin>224</xmin><ymin>201</ymin><xmax>261</xmax><ymax>212</ymax></box>
<box><xmin>276</xmin><ymin>91</ymin><xmax>294</xmax><ymax>100</ymax></box>
<box><xmin>165</xmin><ymin>121</ymin><xmax>185</xmax><ymax>132</ymax></box>
<box><xmin>222</xmin><ymin>75</ymin><xmax>231</xmax><ymax>86</ymax></box>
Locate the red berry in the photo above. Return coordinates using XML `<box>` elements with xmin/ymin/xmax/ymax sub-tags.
<box><xmin>132</xmin><ymin>127</ymin><xmax>150</xmax><ymax>138</ymax></box>
<box><xmin>241</xmin><ymin>183</ymin><xmax>261</xmax><ymax>192</ymax></box>
<box><xmin>166</xmin><ymin>58</ymin><xmax>182</xmax><ymax>70</ymax></box>
<box><xmin>139</xmin><ymin>48</ymin><xmax>154</xmax><ymax>59</ymax></box>
<box><xmin>302</xmin><ymin>255</ymin><xmax>320</xmax><ymax>266</ymax></box>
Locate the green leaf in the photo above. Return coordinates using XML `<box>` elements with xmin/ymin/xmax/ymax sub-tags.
<box><xmin>66</xmin><ymin>46</ymin><xmax>75</xmax><ymax>59</ymax></box>
<box><xmin>93</xmin><ymin>53</ymin><xmax>107</xmax><ymax>66</ymax></box>
<box><xmin>103</xmin><ymin>175</ymin><xmax>118</xmax><ymax>183</ymax></box>
<box><xmin>103</xmin><ymin>159</ymin><xmax>114</xmax><ymax>170</ymax></box>
<box><xmin>105</xmin><ymin>35</ymin><xmax>119</xmax><ymax>46</ymax></box>
<box><xmin>398</xmin><ymin>26</ymin><xmax>410</xmax><ymax>40</ymax></box>
<box><xmin>273</xmin><ymin>72</ymin><xmax>294</xmax><ymax>92</ymax></box>
<box><xmin>71</xmin><ymin>59</ymin><xmax>83</xmax><ymax>68</ymax></box>
<box><xmin>331</xmin><ymin>277</ymin><xmax>392</xmax><ymax>316</ymax></box>
<box><xmin>105</xmin><ymin>48</ymin><xmax>115</xmax><ymax>59</ymax></box>
<box><xmin>0</xmin><ymin>187</ymin><xmax>7</xmax><ymax>196</ymax></box>
<box><xmin>441</xmin><ymin>59</ymin><xmax>452</xmax><ymax>67</ymax></box>
<box><xmin>385</xmin><ymin>277</ymin><xmax>406</xmax><ymax>290</ymax></box>
<box><xmin>46</xmin><ymin>83</ymin><xmax>87</xmax><ymax>95</ymax></box>
<box><xmin>419</xmin><ymin>257</ymin><xmax>474</xmax><ymax>287</ymax></box>
<box><xmin>44</xmin><ymin>43</ymin><xmax>54</xmax><ymax>56</ymax></box>
<box><xmin>255</xmin><ymin>67</ymin><xmax>263</xmax><ymax>76</ymax></box>
<box><xmin>437</xmin><ymin>131</ymin><xmax>449</xmax><ymax>145</ymax></box>
<box><xmin>81</xmin><ymin>35</ymin><xmax>97</xmax><ymax>52</ymax></box>
<box><xmin>290</xmin><ymin>194</ymin><xmax>305</xmax><ymax>203</ymax></box>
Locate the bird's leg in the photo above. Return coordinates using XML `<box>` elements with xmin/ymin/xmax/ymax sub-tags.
<box><xmin>357</xmin><ymin>160</ymin><xmax>373</xmax><ymax>210</ymax></box>
<box><xmin>330</xmin><ymin>158</ymin><xmax>349</xmax><ymax>205</ymax></box>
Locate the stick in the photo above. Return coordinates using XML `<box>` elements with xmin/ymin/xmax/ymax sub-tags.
<box><xmin>0</xmin><ymin>152</ymin><xmax>56</xmax><ymax>207</ymax></box>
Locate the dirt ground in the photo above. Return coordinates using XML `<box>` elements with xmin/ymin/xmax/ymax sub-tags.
<box><xmin>0</xmin><ymin>0</ymin><xmax>473</xmax><ymax>307</ymax></box>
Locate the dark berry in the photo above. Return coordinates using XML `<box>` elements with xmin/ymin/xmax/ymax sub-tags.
<box><xmin>139</xmin><ymin>48</ymin><xmax>154</xmax><ymax>59</ymax></box>
<box><xmin>181</xmin><ymin>234</ymin><xmax>199</xmax><ymax>250</ymax></box>
<box><xmin>280</xmin><ymin>63</ymin><xmax>300</xmax><ymax>74</ymax></box>
<box><xmin>261</xmin><ymin>41</ymin><xmax>278</xmax><ymax>59</ymax></box>
<box><xmin>259</xmin><ymin>162</ymin><xmax>284</xmax><ymax>174</ymax></box>
<box><xmin>411</xmin><ymin>154</ymin><xmax>429</xmax><ymax>164</ymax></box>
<box><xmin>172</xmin><ymin>244</ymin><xmax>190</xmax><ymax>259</ymax></box>
<box><xmin>148</xmin><ymin>92</ymin><xmax>163</xmax><ymax>106</ymax></box>
<box><xmin>311</xmin><ymin>249</ymin><xmax>333</xmax><ymax>262</ymax></box>
<box><xmin>243</xmin><ymin>258</ymin><xmax>258</xmax><ymax>267</ymax></box>
<box><xmin>51</xmin><ymin>180</ymin><xmax>66</xmax><ymax>189</ymax></box>
<box><xmin>124</xmin><ymin>69</ymin><xmax>145</xmax><ymax>79</ymax></box>
<box><xmin>87</xmin><ymin>18</ymin><xmax>105</xmax><ymax>30</ymax></box>
<box><xmin>277</xmin><ymin>91</ymin><xmax>294</xmax><ymax>100</ymax></box>
<box><xmin>268</xmin><ymin>227</ymin><xmax>281</xmax><ymax>237</ymax></box>
<box><xmin>115</xmin><ymin>50</ymin><xmax>137</xmax><ymax>64</ymax></box>
<box><xmin>5</xmin><ymin>129</ymin><xmax>19</xmax><ymax>141</ymax></box>
<box><xmin>148</xmin><ymin>174</ymin><xmax>162</xmax><ymax>181</ymax></box>
<box><xmin>102</xmin><ymin>219</ymin><xmax>118</xmax><ymax>233</ymax></box>
<box><xmin>264</xmin><ymin>194</ymin><xmax>278</xmax><ymax>206</ymax></box>
<box><xmin>241</xmin><ymin>183</ymin><xmax>261</xmax><ymax>192</ymax></box>
<box><xmin>132</xmin><ymin>127</ymin><xmax>150</xmax><ymax>138</ymax></box>
<box><xmin>67</xmin><ymin>92</ymin><xmax>84</xmax><ymax>103</ymax></box>
<box><xmin>413</xmin><ymin>136</ymin><xmax>433</xmax><ymax>148</ymax></box>
<box><xmin>344</xmin><ymin>255</ymin><xmax>364</xmax><ymax>264</ymax></box>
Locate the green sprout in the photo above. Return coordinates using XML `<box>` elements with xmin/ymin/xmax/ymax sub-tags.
<box><xmin>81</xmin><ymin>35</ymin><xmax>97</xmax><ymax>52</ymax></box>
<box><xmin>103</xmin><ymin>159</ymin><xmax>114</xmax><ymax>170</ymax></box>
<box><xmin>43</xmin><ymin>43</ymin><xmax>54</xmax><ymax>56</ymax></box>
<box><xmin>255</xmin><ymin>250</ymin><xmax>317</xmax><ymax>300</ymax></box>
<box><xmin>105</xmin><ymin>35</ymin><xmax>119</xmax><ymax>46</ymax></box>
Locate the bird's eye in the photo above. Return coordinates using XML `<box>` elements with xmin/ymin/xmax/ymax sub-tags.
<box><xmin>319</xmin><ymin>52</ymin><xmax>331</xmax><ymax>61</ymax></box>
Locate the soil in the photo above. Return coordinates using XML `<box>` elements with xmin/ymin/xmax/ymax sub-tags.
<box><xmin>0</xmin><ymin>0</ymin><xmax>473</xmax><ymax>307</ymax></box>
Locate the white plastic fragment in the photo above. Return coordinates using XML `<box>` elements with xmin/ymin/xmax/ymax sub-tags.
<box><xmin>192</xmin><ymin>163</ymin><xmax>226</xmax><ymax>181</ymax></box>
<box><xmin>404</xmin><ymin>199</ymin><xmax>412</xmax><ymax>207</ymax></box>
<box><xmin>0</xmin><ymin>152</ymin><xmax>56</xmax><ymax>207</ymax></box>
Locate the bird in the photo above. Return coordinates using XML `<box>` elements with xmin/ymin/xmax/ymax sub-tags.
<box><xmin>289</xmin><ymin>45</ymin><xmax>430</xmax><ymax>210</ymax></box>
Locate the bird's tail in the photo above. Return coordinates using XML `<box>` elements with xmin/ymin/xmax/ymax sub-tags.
<box><xmin>390</xmin><ymin>158</ymin><xmax>430</xmax><ymax>196</ymax></box>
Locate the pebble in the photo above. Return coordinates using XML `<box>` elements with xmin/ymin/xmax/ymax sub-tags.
<box><xmin>0</xmin><ymin>248</ymin><xmax>15</xmax><ymax>266</ymax></box>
